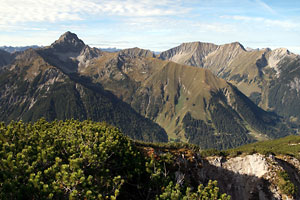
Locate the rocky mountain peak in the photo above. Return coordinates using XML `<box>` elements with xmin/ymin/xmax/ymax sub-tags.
<box><xmin>158</xmin><ymin>41</ymin><xmax>218</xmax><ymax>64</ymax></box>
<box><xmin>272</xmin><ymin>48</ymin><xmax>290</xmax><ymax>56</ymax></box>
<box><xmin>179</xmin><ymin>42</ymin><xmax>201</xmax><ymax>50</ymax></box>
<box><xmin>50</xmin><ymin>31</ymin><xmax>85</xmax><ymax>52</ymax></box>
<box><xmin>118</xmin><ymin>47</ymin><xmax>155</xmax><ymax>58</ymax></box>
<box><xmin>177</xmin><ymin>41</ymin><xmax>218</xmax><ymax>52</ymax></box>
<box><xmin>266</xmin><ymin>48</ymin><xmax>294</xmax><ymax>77</ymax></box>
<box><xmin>221</xmin><ymin>42</ymin><xmax>246</xmax><ymax>52</ymax></box>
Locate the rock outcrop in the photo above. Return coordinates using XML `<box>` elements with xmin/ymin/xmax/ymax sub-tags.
<box><xmin>37</xmin><ymin>31</ymin><xmax>102</xmax><ymax>73</ymax></box>
<box><xmin>145</xmin><ymin>145</ymin><xmax>300</xmax><ymax>200</ymax></box>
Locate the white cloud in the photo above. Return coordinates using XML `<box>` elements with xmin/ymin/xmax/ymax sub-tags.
<box><xmin>221</xmin><ymin>15</ymin><xmax>299</xmax><ymax>29</ymax></box>
<box><xmin>0</xmin><ymin>0</ymin><xmax>190</xmax><ymax>26</ymax></box>
<box><xmin>0</xmin><ymin>31</ymin><xmax>63</xmax><ymax>46</ymax></box>
<box><xmin>255</xmin><ymin>0</ymin><xmax>276</xmax><ymax>14</ymax></box>
<box><xmin>192</xmin><ymin>22</ymin><xmax>236</xmax><ymax>33</ymax></box>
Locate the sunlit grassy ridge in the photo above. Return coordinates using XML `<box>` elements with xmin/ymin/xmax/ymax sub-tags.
<box><xmin>226</xmin><ymin>135</ymin><xmax>300</xmax><ymax>158</ymax></box>
<box><xmin>195</xmin><ymin>135</ymin><xmax>300</xmax><ymax>159</ymax></box>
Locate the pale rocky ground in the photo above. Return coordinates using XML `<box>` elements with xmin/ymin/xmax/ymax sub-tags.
<box><xmin>203</xmin><ymin>154</ymin><xmax>298</xmax><ymax>200</ymax></box>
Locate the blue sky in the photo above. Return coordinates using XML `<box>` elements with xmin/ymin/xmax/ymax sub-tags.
<box><xmin>1</xmin><ymin>0</ymin><xmax>300</xmax><ymax>53</ymax></box>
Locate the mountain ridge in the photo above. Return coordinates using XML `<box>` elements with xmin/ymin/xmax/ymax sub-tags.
<box><xmin>159</xmin><ymin>41</ymin><xmax>300</xmax><ymax>126</ymax></box>
<box><xmin>0</xmin><ymin>31</ymin><xmax>295</xmax><ymax>149</ymax></box>
<box><xmin>0</xmin><ymin>41</ymin><xmax>168</xmax><ymax>143</ymax></box>
<box><xmin>78</xmin><ymin>38</ymin><xmax>290</xmax><ymax>149</ymax></box>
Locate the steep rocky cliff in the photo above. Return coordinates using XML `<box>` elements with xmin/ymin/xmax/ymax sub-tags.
<box><xmin>139</xmin><ymin>142</ymin><xmax>300</xmax><ymax>200</ymax></box>
<box><xmin>204</xmin><ymin>154</ymin><xmax>298</xmax><ymax>200</ymax></box>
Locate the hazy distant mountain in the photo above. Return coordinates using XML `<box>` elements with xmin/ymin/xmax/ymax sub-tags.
<box><xmin>0</xmin><ymin>45</ymin><xmax>40</xmax><ymax>53</ymax></box>
<box><xmin>159</xmin><ymin>42</ymin><xmax>300</xmax><ymax>126</ymax></box>
<box><xmin>99</xmin><ymin>47</ymin><xmax>121</xmax><ymax>52</ymax></box>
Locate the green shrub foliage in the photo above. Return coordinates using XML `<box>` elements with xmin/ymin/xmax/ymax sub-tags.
<box><xmin>0</xmin><ymin>119</ymin><xmax>229</xmax><ymax>200</ymax></box>
<box><xmin>157</xmin><ymin>180</ymin><xmax>231</xmax><ymax>200</ymax></box>
<box><xmin>277</xmin><ymin>171</ymin><xmax>297</xmax><ymax>197</ymax></box>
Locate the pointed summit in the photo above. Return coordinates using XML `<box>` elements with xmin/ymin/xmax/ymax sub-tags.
<box><xmin>219</xmin><ymin>42</ymin><xmax>246</xmax><ymax>53</ymax></box>
<box><xmin>226</xmin><ymin>41</ymin><xmax>246</xmax><ymax>51</ymax></box>
<box><xmin>51</xmin><ymin>31</ymin><xmax>85</xmax><ymax>52</ymax></box>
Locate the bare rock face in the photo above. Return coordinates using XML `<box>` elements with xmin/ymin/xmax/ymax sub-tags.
<box><xmin>37</xmin><ymin>31</ymin><xmax>102</xmax><ymax>73</ymax></box>
<box><xmin>266</xmin><ymin>48</ymin><xmax>295</xmax><ymax>77</ymax></box>
<box><xmin>159</xmin><ymin>42</ymin><xmax>218</xmax><ymax>67</ymax></box>
<box><xmin>50</xmin><ymin>31</ymin><xmax>85</xmax><ymax>53</ymax></box>
<box><xmin>219</xmin><ymin>154</ymin><xmax>269</xmax><ymax>177</ymax></box>
<box><xmin>145</xmin><ymin>147</ymin><xmax>300</xmax><ymax>200</ymax></box>
<box><xmin>202</xmin><ymin>154</ymin><xmax>272</xmax><ymax>200</ymax></box>
<box><xmin>77</xmin><ymin>46</ymin><xmax>102</xmax><ymax>71</ymax></box>
<box><xmin>159</xmin><ymin>41</ymin><xmax>246</xmax><ymax>74</ymax></box>
<box><xmin>201</xmin><ymin>154</ymin><xmax>299</xmax><ymax>200</ymax></box>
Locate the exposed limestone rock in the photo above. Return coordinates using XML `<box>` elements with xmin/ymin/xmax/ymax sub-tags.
<box><xmin>159</xmin><ymin>42</ymin><xmax>218</xmax><ymax>67</ymax></box>
<box><xmin>289</xmin><ymin>77</ymin><xmax>300</xmax><ymax>94</ymax></box>
<box><xmin>77</xmin><ymin>46</ymin><xmax>102</xmax><ymax>71</ymax></box>
<box><xmin>267</xmin><ymin>48</ymin><xmax>291</xmax><ymax>77</ymax></box>
<box><xmin>209</xmin><ymin>154</ymin><xmax>269</xmax><ymax>177</ymax></box>
<box><xmin>202</xmin><ymin>154</ymin><xmax>299</xmax><ymax>200</ymax></box>
<box><xmin>143</xmin><ymin>146</ymin><xmax>300</xmax><ymax>200</ymax></box>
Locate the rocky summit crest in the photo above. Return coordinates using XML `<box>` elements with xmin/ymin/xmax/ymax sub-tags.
<box><xmin>118</xmin><ymin>47</ymin><xmax>155</xmax><ymax>58</ymax></box>
<box><xmin>50</xmin><ymin>31</ymin><xmax>85</xmax><ymax>52</ymax></box>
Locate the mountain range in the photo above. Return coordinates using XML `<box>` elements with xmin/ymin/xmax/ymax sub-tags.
<box><xmin>0</xmin><ymin>32</ymin><xmax>167</xmax><ymax>143</ymax></box>
<box><xmin>159</xmin><ymin>42</ymin><xmax>300</xmax><ymax>126</ymax></box>
<box><xmin>0</xmin><ymin>31</ymin><xmax>298</xmax><ymax>149</ymax></box>
<box><xmin>0</xmin><ymin>45</ymin><xmax>40</xmax><ymax>53</ymax></box>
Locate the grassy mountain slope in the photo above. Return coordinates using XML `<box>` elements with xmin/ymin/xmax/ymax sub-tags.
<box><xmin>0</xmin><ymin>48</ymin><xmax>168</xmax><ymax>142</ymax></box>
<box><xmin>82</xmin><ymin>47</ymin><xmax>290</xmax><ymax>149</ymax></box>
<box><xmin>226</xmin><ymin>135</ymin><xmax>300</xmax><ymax>158</ymax></box>
<box><xmin>159</xmin><ymin>42</ymin><xmax>300</xmax><ymax>126</ymax></box>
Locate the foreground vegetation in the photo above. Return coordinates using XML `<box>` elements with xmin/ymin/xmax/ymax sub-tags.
<box><xmin>0</xmin><ymin>119</ymin><xmax>230</xmax><ymax>199</ymax></box>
